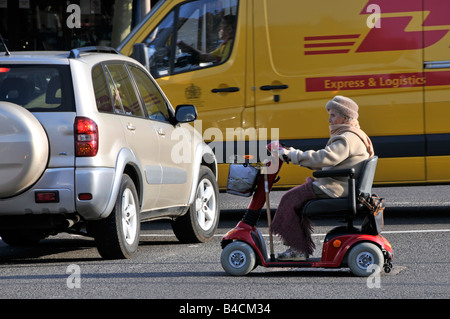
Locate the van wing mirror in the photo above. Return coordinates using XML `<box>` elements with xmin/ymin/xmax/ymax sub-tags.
<box><xmin>130</xmin><ymin>43</ymin><xmax>149</xmax><ymax>70</ymax></box>
<box><xmin>175</xmin><ymin>104</ymin><xmax>197</xmax><ymax>123</ymax></box>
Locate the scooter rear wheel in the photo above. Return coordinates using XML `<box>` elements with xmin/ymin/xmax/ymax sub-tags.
<box><xmin>221</xmin><ymin>241</ymin><xmax>256</xmax><ymax>276</ymax></box>
<box><xmin>348</xmin><ymin>242</ymin><xmax>384</xmax><ymax>277</ymax></box>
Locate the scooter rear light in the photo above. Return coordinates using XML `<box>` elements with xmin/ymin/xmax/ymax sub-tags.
<box><xmin>74</xmin><ymin>117</ymin><xmax>98</xmax><ymax>157</ymax></box>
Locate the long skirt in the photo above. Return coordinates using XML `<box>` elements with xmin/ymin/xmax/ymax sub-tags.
<box><xmin>271</xmin><ymin>177</ymin><xmax>317</xmax><ymax>255</ymax></box>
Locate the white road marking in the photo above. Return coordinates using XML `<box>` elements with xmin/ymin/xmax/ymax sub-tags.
<box><xmin>138</xmin><ymin>228</ymin><xmax>450</xmax><ymax>238</ymax></box>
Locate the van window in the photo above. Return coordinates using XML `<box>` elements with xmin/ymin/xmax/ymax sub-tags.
<box><xmin>129</xmin><ymin>65</ymin><xmax>171</xmax><ymax>122</ymax></box>
<box><xmin>142</xmin><ymin>0</ymin><xmax>238</xmax><ymax>79</ymax></box>
<box><xmin>143</xmin><ymin>11</ymin><xmax>174</xmax><ymax>78</ymax></box>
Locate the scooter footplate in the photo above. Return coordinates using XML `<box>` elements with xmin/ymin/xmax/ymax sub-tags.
<box><xmin>265</xmin><ymin>257</ymin><xmax>321</xmax><ymax>268</ymax></box>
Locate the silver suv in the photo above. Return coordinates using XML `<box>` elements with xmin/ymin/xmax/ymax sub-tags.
<box><xmin>0</xmin><ymin>47</ymin><xmax>219</xmax><ymax>259</ymax></box>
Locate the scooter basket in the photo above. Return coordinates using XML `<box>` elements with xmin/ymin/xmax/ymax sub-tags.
<box><xmin>226</xmin><ymin>164</ymin><xmax>260</xmax><ymax>197</ymax></box>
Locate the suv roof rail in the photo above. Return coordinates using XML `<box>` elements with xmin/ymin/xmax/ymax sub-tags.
<box><xmin>69</xmin><ymin>46</ymin><xmax>120</xmax><ymax>59</ymax></box>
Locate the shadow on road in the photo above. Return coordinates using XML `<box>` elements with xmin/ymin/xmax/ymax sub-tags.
<box><xmin>0</xmin><ymin>237</ymin><xmax>101</xmax><ymax>264</ymax></box>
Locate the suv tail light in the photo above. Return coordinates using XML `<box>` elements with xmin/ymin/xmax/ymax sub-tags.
<box><xmin>74</xmin><ymin>117</ymin><xmax>98</xmax><ymax>157</ymax></box>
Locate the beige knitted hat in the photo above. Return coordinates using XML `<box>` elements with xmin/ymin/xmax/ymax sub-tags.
<box><xmin>326</xmin><ymin>96</ymin><xmax>359</xmax><ymax>119</ymax></box>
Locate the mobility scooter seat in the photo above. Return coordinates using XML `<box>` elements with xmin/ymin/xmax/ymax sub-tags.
<box><xmin>302</xmin><ymin>198</ymin><xmax>354</xmax><ymax>218</ymax></box>
<box><xmin>301</xmin><ymin>156</ymin><xmax>379</xmax><ymax>222</ymax></box>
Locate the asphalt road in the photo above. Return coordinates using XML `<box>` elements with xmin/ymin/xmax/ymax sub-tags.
<box><xmin>0</xmin><ymin>185</ymin><xmax>449</xmax><ymax>307</ymax></box>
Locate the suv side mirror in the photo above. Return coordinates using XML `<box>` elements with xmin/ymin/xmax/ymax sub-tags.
<box><xmin>175</xmin><ymin>104</ymin><xmax>197</xmax><ymax>123</ymax></box>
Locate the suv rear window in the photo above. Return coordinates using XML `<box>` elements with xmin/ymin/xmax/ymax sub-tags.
<box><xmin>0</xmin><ymin>65</ymin><xmax>75</xmax><ymax>112</ymax></box>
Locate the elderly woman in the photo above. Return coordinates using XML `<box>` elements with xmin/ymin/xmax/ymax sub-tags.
<box><xmin>272</xmin><ymin>95</ymin><xmax>374</xmax><ymax>261</ymax></box>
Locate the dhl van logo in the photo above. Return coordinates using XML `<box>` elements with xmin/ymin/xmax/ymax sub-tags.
<box><xmin>304</xmin><ymin>0</ymin><xmax>450</xmax><ymax>55</ymax></box>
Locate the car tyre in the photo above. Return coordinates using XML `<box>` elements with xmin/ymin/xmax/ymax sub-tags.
<box><xmin>172</xmin><ymin>166</ymin><xmax>219</xmax><ymax>243</ymax></box>
<box><xmin>90</xmin><ymin>174</ymin><xmax>140</xmax><ymax>259</ymax></box>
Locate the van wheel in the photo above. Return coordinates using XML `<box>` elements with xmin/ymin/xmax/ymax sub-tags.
<box><xmin>172</xmin><ymin>166</ymin><xmax>219</xmax><ymax>243</ymax></box>
<box><xmin>348</xmin><ymin>242</ymin><xmax>384</xmax><ymax>277</ymax></box>
<box><xmin>90</xmin><ymin>174</ymin><xmax>140</xmax><ymax>259</ymax></box>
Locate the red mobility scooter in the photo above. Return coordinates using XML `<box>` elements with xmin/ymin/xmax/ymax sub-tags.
<box><xmin>221</xmin><ymin>145</ymin><xmax>393</xmax><ymax>277</ymax></box>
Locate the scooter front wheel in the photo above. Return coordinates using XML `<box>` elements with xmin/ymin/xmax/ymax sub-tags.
<box><xmin>221</xmin><ymin>241</ymin><xmax>256</xmax><ymax>276</ymax></box>
<box><xmin>348</xmin><ymin>242</ymin><xmax>384</xmax><ymax>277</ymax></box>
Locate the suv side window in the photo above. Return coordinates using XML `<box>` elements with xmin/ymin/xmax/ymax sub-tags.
<box><xmin>92</xmin><ymin>64</ymin><xmax>114</xmax><ymax>113</ymax></box>
<box><xmin>129</xmin><ymin>65</ymin><xmax>171</xmax><ymax>122</ymax></box>
<box><xmin>105</xmin><ymin>69</ymin><xmax>125</xmax><ymax>114</ymax></box>
<box><xmin>104</xmin><ymin>63</ymin><xmax>144</xmax><ymax>117</ymax></box>
<box><xmin>141</xmin><ymin>0</ymin><xmax>238</xmax><ymax>78</ymax></box>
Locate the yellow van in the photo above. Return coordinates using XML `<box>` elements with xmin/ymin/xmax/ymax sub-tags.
<box><xmin>118</xmin><ymin>0</ymin><xmax>450</xmax><ymax>188</ymax></box>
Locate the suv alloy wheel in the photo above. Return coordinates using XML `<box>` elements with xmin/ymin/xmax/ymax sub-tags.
<box><xmin>89</xmin><ymin>174</ymin><xmax>140</xmax><ymax>259</ymax></box>
<box><xmin>172</xmin><ymin>166</ymin><xmax>219</xmax><ymax>243</ymax></box>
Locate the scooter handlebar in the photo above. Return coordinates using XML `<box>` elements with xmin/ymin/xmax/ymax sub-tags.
<box><xmin>266</xmin><ymin>141</ymin><xmax>290</xmax><ymax>164</ymax></box>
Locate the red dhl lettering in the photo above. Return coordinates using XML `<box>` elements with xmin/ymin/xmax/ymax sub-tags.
<box><xmin>306</xmin><ymin>71</ymin><xmax>450</xmax><ymax>92</ymax></box>
<box><xmin>305</xmin><ymin>0</ymin><xmax>450</xmax><ymax>55</ymax></box>
<box><xmin>378</xmin><ymin>75</ymin><xmax>425</xmax><ymax>88</ymax></box>
<box><xmin>324</xmin><ymin>79</ymin><xmax>366</xmax><ymax>90</ymax></box>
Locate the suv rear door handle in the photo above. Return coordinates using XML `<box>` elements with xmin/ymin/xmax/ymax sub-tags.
<box><xmin>127</xmin><ymin>123</ymin><xmax>136</xmax><ymax>131</ymax></box>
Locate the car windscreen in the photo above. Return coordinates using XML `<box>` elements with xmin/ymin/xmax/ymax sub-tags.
<box><xmin>0</xmin><ymin>64</ymin><xmax>75</xmax><ymax>112</ymax></box>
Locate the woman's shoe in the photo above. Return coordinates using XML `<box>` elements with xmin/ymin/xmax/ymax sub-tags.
<box><xmin>277</xmin><ymin>248</ymin><xmax>307</xmax><ymax>261</ymax></box>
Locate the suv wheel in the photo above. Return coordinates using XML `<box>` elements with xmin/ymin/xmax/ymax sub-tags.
<box><xmin>172</xmin><ymin>166</ymin><xmax>219</xmax><ymax>243</ymax></box>
<box><xmin>89</xmin><ymin>174</ymin><xmax>140</xmax><ymax>259</ymax></box>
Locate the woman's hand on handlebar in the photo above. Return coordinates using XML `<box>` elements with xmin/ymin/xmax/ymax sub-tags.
<box><xmin>278</xmin><ymin>148</ymin><xmax>292</xmax><ymax>163</ymax></box>
<box><xmin>266</xmin><ymin>141</ymin><xmax>293</xmax><ymax>163</ymax></box>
